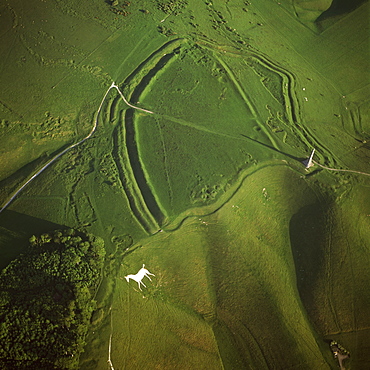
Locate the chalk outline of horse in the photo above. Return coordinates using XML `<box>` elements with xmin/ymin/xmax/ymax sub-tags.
<box><xmin>125</xmin><ymin>264</ymin><xmax>155</xmax><ymax>291</ymax></box>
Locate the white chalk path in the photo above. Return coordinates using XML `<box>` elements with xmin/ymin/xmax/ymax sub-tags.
<box><xmin>313</xmin><ymin>161</ymin><xmax>370</xmax><ymax>177</ymax></box>
<box><xmin>0</xmin><ymin>82</ymin><xmax>153</xmax><ymax>214</ymax></box>
<box><xmin>108</xmin><ymin>307</ymin><xmax>114</xmax><ymax>370</ymax></box>
<box><xmin>1</xmin><ymin>79</ymin><xmax>369</xmax><ymax>216</ymax></box>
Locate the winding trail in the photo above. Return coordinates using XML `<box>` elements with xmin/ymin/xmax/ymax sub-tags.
<box><xmin>107</xmin><ymin>307</ymin><xmax>114</xmax><ymax>370</ymax></box>
<box><xmin>313</xmin><ymin>161</ymin><xmax>370</xmax><ymax>177</ymax></box>
<box><xmin>1</xmin><ymin>64</ymin><xmax>369</xmax><ymax>217</ymax></box>
<box><xmin>112</xmin><ymin>83</ymin><xmax>154</xmax><ymax>114</ymax></box>
<box><xmin>0</xmin><ymin>82</ymin><xmax>153</xmax><ymax>214</ymax></box>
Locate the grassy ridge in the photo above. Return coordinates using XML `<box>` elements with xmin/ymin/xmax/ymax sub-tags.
<box><xmin>291</xmin><ymin>185</ymin><xmax>370</xmax><ymax>367</ymax></box>
<box><xmin>98</xmin><ymin>166</ymin><xmax>337</xmax><ymax>369</ymax></box>
<box><xmin>0</xmin><ymin>0</ymin><xmax>369</xmax><ymax>368</ymax></box>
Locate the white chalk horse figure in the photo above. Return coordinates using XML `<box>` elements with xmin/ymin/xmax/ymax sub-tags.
<box><xmin>125</xmin><ymin>264</ymin><xmax>155</xmax><ymax>291</ymax></box>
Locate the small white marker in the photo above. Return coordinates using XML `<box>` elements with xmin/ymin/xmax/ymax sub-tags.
<box><xmin>302</xmin><ymin>148</ymin><xmax>315</xmax><ymax>169</ymax></box>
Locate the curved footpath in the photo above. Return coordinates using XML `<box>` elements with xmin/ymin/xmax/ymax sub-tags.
<box><xmin>0</xmin><ymin>82</ymin><xmax>153</xmax><ymax>214</ymax></box>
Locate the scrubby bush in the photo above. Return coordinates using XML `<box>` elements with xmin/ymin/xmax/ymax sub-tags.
<box><xmin>0</xmin><ymin>228</ymin><xmax>105</xmax><ymax>369</ymax></box>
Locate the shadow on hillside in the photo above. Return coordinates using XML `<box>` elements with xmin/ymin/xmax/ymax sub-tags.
<box><xmin>289</xmin><ymin>202</ymin><xmax>330</xmax><ymax>309</ymax></box>
<box><xmin>316</xmin><ymin>0</ymin><xmax>367</xmax><ymax>22</ymax></box>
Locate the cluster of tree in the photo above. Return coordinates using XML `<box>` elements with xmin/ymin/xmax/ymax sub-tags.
<box><xmin>0</xmin><ymin>228</ymin><xmax>106</xmax><ymax>369</ymax></box>
<box><xmin>329</xmin><ymin>340</ymin><xmax>350</xmax><ymax>357</ymax></box>
<box><xmin>157</xmin><ymin>0</ymin><xmax>188</xmax><ymax>15</ymax></box>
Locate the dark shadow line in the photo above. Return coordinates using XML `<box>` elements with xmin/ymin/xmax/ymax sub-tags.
<box><xmin>122</xmin><ymin>38</ymin><xmax>183</xmax><ymax>88</ymax></box>
<box><xmin>240</xmin><ymin>134</ymin><xmax>304</xmax><ymax>162</ymax></box>
<box><xmin>125</xmin><ymin>109</ymin><xmax>165</xmax><ymax>224</ymax></box>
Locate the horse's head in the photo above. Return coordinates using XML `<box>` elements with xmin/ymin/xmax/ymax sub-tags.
<box><xmin>124</xmin><ymin>275</ymin><xmax>130</xmax><ymax>282</ymax></box>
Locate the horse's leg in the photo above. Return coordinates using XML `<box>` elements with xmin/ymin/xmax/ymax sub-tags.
<box><xmin>139</xmin><ymin>280</ymin><xmax>147</xmax><ymax>290</ymax></box>
<box><xmin>145</xmin><ymin>273</ymin><xmax>152</xmax><ymax>281</ymax></box>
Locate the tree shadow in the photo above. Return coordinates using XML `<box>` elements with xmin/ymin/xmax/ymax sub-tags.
<box><xmin>0</xmin><ymin>209</ymin><xmax>66</xmax><ymax>270</ymax></box>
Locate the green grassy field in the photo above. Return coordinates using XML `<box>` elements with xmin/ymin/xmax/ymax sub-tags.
<box><xmin>0</xmin><ymin>0</ymin><xmax>369</xmax><ymax>368</ymax></box>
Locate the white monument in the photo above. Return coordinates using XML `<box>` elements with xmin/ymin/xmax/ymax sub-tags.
<box><xmin>125</xmin><ymin>264</ymin><xmax>155</xmax><ymax>291</ymax></box>
<box><xmin>302</xmin><ymin>148</ymin><xmax>316</xmax><ymax>169</ymax></box>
